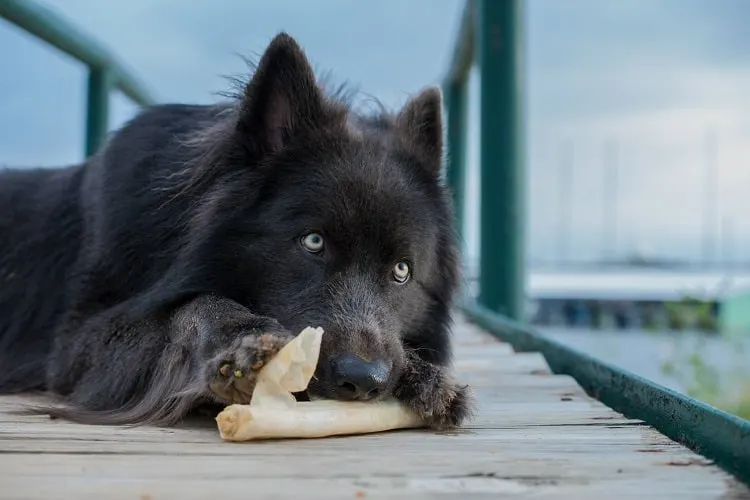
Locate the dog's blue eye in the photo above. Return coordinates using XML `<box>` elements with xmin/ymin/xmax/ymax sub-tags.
<box><xmin>393</xmin><ymin>261</ymin><xmax>410</xmax><ymax>283</ymax></box>
<box><xmin>301</xmin><ymin>232</ymin><xmax>324</xmax><ymax>253</ymax></box>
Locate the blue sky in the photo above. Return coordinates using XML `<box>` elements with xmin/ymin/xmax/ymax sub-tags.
<box><xmin>2</xmin><ymin>0</ymin><xmax>750</xmax><ymax>266</ymax></box>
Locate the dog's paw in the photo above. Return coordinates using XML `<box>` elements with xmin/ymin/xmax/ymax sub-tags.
<box><xmin>411</xmin><ymin>376</ymin><xmax>476</xmax><ymax>430</ymax></box>
<box><xmin>424</xmin><ymin>381</ymin><xmax>476</xmax><ymax>430</ymax></box>
<box><xmin>206</xmin><ymin>325</ymin><xmax>294</xmax><ymax>404</ymax></box>
<box><xmin>395</xmin><ymin>359</ymin><xmax>476</xmax><ymax>430</ymax></box>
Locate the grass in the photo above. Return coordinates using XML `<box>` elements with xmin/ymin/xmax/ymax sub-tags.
<box><xmin>658</xmin><ymin>311</ymin><xmax>750</xmax><ymax>421</ymax></box>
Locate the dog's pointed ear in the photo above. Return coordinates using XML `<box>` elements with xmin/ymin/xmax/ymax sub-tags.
<box><xmin>236</xmin><ymin>33</ymin><xmax>329</xmax><ymax>156</ymax></box>
<box><xmin>396</xmin><ymin>86</ymin><xmax>445</xmax><ymax>177</ymax></box>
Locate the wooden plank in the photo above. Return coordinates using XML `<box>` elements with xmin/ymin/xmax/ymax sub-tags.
<box><xmin>0</xmin><ymin>475</ymin><xmax>736</xmax><ymax>500</ymax></box>
<box><xmin>453</xmin><ymin>352</ymin><xmax>551</xmax><ymax>374</ymax></box>
<box><xmin>0</xmin><ymin>316</ymin><xmax>746</xmax><ymax>499</ymax></box>
<box><xmin>0</xmin><ymin>449</ymin><xmax>735</xmax><ymax>499</ymax></box>
<box><xmin>0</xmin><ymin>421</ymin><xmax>689</xmax><ymax>455</ymax></box>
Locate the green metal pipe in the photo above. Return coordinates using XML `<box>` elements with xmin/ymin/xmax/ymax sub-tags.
<box><xmin>443</xmin><ymin>0</ymin><xmax>474</xmax><ymax>88</ymax></box>
<box><xmin>85</xmin><ymin>68</ymin><xmax>112</xmax><ymax>157</ymax></box>
<box><xmin>444</xmin><ymin>80</ymin><xmax>468</xmax><ymax>247</ymax></box>
<box><xmin>0</xmin><ymin>0</ymin><xmax>155</xmax><ymax>106</ymax></box>
<box><xmin>475</xmin><ymin>0</ymin><xmax>526</xmax><ymax>320</ymax></box>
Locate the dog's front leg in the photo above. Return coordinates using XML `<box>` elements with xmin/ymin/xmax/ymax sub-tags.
<box><xmin>170</xmin><ymin>294</ymin><xmax>296</xmax><ymax>406</ymax></box>
<box><xmin>47</xmin><ymin>293</ymin><xmax>294</xmax><ymax>425</ymax></box>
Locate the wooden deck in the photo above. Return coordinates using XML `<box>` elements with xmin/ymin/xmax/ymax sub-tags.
<box><xmin>0</xmin><ymin>316</ymin><xmax>747</xmax><ymax>499</ymax></box>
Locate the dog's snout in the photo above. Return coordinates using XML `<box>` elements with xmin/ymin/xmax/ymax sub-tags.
<box><xmin>330</xmin><ymin>353</ymin><xmax>391</xmax><ymax>401</ymax></box>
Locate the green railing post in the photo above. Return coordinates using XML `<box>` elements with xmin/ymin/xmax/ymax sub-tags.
<box><xmin>85</xmin><ymin>68</ymin><xmax>112</xmax><ymax>157</ymax></box>
<box><xmin>475</xmin><ymin>0</ymin><xmax>526</xmax><ymax>321</ymax></box>
<box><xmin>444</xmin><ymin>80</ymin><xmax>468</xmax><ymax>244</ymax></box>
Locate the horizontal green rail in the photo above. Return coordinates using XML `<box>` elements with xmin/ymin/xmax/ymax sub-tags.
<box><xmin>443</xmin><ymin>0</ymin><xmax>750</xmax><ymax>488</ymax></box>
<box><xmin>0</xmin><ymin>0</ymin><xmax>156</xmax><ymax>157</ymax></box>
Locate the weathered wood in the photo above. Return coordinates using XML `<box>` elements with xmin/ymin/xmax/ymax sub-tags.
<box><xmin>0</xmin><ymin>315</ymin><xmax>746</xmax><ymax>499</ymax></box>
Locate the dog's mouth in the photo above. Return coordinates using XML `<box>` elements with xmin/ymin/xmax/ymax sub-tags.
<box><xmin>291</xmin><ymin>374</ymin><xmax>340</xmax><ymax>402</ymax></box>
<box><xmin>291</xmin><ymin>390</ymin><xmax>340</xmax><ymax>402</ymax></box>
<box><xmin>292</xmin><ymin>391</ymin><xmax>310</xmax><ymax>402</ymax></box>
<box><xmin>292</xmin><ymin>382</ymin><xmax>395</xmax><ymax>404</ymax></box>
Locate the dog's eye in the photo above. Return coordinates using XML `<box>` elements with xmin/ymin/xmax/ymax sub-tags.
<box><xmin>301</xmin><ymin>232</ymin><xmax>325</xmax><ymax>253</ymax></box>
<box><xmin>393</xmin><ymin>261</ymin><xmax>410</xmax><ymax>283</ymax></box>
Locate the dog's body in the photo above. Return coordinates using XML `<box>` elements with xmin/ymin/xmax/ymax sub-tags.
<box><xmin>0</xmin><ymin>34</ymin><xmax>473</xmax><ymax>429</ymax></box>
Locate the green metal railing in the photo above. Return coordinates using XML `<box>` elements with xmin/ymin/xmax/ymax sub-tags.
<box><xmin>442</xmin><ymin>0</ymin><xmax>750</xmax><ymax>487</ymax></box>
<box><xmin>0</xmin><ymin>0</ymin><xmax>156</xmax><ymax>157</ymax></box>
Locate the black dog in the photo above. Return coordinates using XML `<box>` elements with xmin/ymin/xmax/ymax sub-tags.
<box><xmin>0</xmin><ymin>33</ymin><xmax>474</xmax><ymax>430</ymax></box>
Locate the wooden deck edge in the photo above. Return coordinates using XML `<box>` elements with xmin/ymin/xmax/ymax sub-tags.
<box><xmin>461</xmin><ymin>300</ymin><xmax>750</xmax><ymax>488</ymax></box>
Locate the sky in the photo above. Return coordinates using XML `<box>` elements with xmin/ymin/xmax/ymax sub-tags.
<box><xmin>2</xmin><ymin>0</ymin><xmax>750</xmax><ymax>267</ymax></box>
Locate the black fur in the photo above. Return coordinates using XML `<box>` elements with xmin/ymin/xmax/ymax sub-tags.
<box><xmin>0</xmin><ymin>33</ymin><xmax>475</xmax><ymax>429</ymax></box>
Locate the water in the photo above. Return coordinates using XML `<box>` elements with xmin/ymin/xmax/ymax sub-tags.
<box><xmin>535</xmin><ymin>327</ymin><xmax>750</xmax><ymax>402</ymax></box>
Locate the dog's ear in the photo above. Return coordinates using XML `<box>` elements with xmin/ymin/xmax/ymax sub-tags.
<box><xmin>396</xmin><ymin>86</ymin><xmax>444</xmax><ymax>177</ymax></box>
<box><xmin>236</xmin><ymin>33</ymin><xmax>329</xmax><ymax>156</ymax></box>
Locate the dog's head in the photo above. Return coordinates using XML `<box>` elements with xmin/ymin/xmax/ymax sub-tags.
<box><xmin>191</xmin><ymin>33</ymin><xmax>460</xmax><ymax>401</ymax></box>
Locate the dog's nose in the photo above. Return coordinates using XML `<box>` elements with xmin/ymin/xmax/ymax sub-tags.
<box><xmin>330</xmin><ymin>353</ymin><xmax>391</xmax><ymax>401</ymax></box>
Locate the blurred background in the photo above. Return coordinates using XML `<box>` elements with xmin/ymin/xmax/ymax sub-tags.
<box><xmin>1</xmin><ymin>0</ymin><xmax>749</xmax><ymax>419</ymax></box>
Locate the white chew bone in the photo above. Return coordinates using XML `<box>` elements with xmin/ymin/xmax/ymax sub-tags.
<box><xmin>215</xmin><ymin>326</ymin><xmax>426</xmax><ymax>441</ymax></box>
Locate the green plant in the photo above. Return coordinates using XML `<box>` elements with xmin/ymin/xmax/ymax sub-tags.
<box><xmin>663</xmin><ymin>296</ymin><xmax>717</xmax><ymax>332</ymax></box>
<box><xmin>658</xmin><ymin>322</ymin><xmax>750</xmax><ymax>421</ymax></box>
